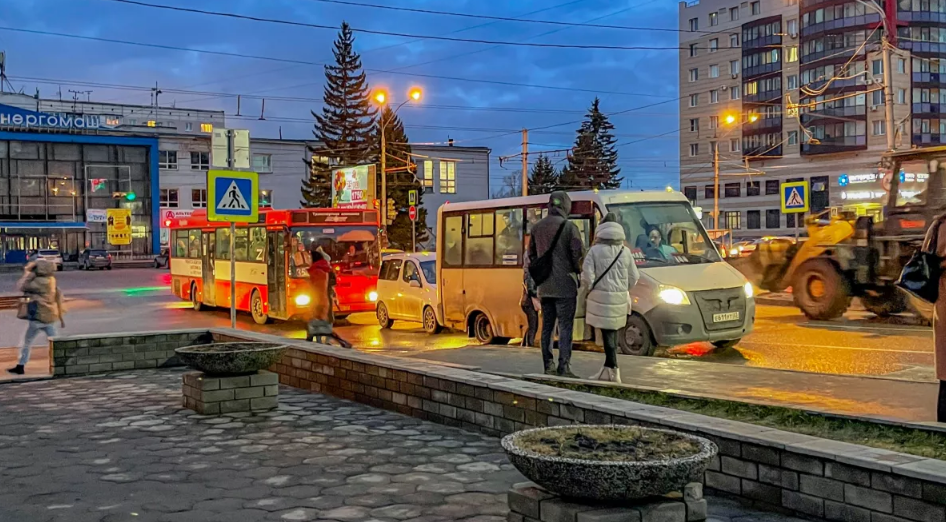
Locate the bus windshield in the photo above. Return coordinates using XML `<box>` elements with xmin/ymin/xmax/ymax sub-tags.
<box><xmin>289</xmin><ymin>226</ymin><xmax>381</xmax><ymax>278</ymax></box>
<box><xmin>607</xmin><ymin>201</ymin><xmax>721</xmax><ymax>268</ymax></box>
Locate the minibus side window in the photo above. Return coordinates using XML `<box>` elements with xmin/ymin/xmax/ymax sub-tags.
<box><xmin>443</xmin><ymin>215</ymin><xmax>463</xmax><ymax>267</ymax></box>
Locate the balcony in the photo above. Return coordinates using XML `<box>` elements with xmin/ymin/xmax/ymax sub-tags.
<box><xmin>913</xmin><ymin>133</ymin><xmax>946</xmax><ymax>146</ymax></box>
<box><xmin>743</xmin><ymin>144</ymin><xmax>782</xmax><ymax>158</ymax></box>
<box><xmin>801</xmin><ymin>105</ymin><xmax>866</xmax><ymax>123</ymax></box>
<box><xmin>800</xmin><ymin>13</ymin><xmax>882</xmax><ymax>38</ymax></box>
<box><xmin>801</xmin><ymin>135</ymin><xmax>867</xmax><ymax>155</ymax></box>
<box><xmin>912</xmin><ymin>72</ymin><xmax>946</xmax><ymax>85</ymax></box>
<box><xmin>743</xmin><ymin>117</ymin><xmax>783</xmax><ymax>133</ymax></box>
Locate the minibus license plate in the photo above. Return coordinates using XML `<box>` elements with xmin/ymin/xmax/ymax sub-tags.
<box><xmin>713</xmin><ymin>312</ymin><xmax>739</xmax><ymax>322</ymax></box>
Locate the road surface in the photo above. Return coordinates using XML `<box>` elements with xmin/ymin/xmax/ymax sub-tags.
<box><xmin>0</xmin><ymin>268</ymin><xmax>936</xmax><ymax>381</ymax></box>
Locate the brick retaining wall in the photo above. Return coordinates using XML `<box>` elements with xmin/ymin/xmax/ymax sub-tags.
<box><xmin>49</xmin><ymin>330</ymin><xmax>207</xmax><ymax>377</ymax></box>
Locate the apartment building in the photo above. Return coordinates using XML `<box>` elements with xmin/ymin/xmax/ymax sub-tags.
<box><xmin>678</xmin><ymin>0</ymin><xmax>925</xmax><ymax>238</ymax></box>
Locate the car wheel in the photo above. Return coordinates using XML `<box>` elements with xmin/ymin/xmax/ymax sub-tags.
<box><xmin>154</xmin><ymin>260</ymin><xmax>160</xmax><ymax>269</ymax></box>
<box><xmin>712</xmin><ymin>339</ymin><xmax>741</xmax><ymax>350</ymax></box>
<box><xmin>191</xmin><ymin>283</ymin><xmax>203</xmax><ymax>311</ymax></box>
<box><xmin>106</xmin><ymin>265</ymin><xmax>112</xmax><ymax>270</ymax></box>
<box><xmin>57</xmin><ymin>264</ymin><xmax>63</xmax><ymax>272</ymax></box>
<box><xmin>473</xmin><ymin>312</ymin><xmax>508</xmax><ymax>344</ymax></box>
<box><xmin>377</xmin><ymin>302</ymin><xmax>394</xmax><ymax>328</ymax></box>
<box><xmin>251</xmin><ymin>290</ymin><xmax>269</xmax><ymax>325</ymax></box>
<box><xmin>618</xmin><ymin>315</ymin><xmax>656</xmax><ymax>356</ymax></box>
<box><xmin>423</xmin><ymin>306</ymin><xmax>442</xmax><ymax>334</ymax></box>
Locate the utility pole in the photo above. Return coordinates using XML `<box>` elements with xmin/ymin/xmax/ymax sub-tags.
<box><xmin>521</xmin><ymin>129</ymin><xmax>529</xmax><ymax>196</ymax></box>
<box><xmin>380</xmin><ymin>114</ymin><xmax>387</xmax><ymax>231</ymax></box>
<box><xmin>226</xmin><ymin>129</ymin><xmax>236</xmax><ymax>329</ymax></box>
<box><xmin>881</xmin><ymin>26</ymin><xmax>896</xmax><ymax>152</ymax></box>
<box><xmin>713</xmin><ymin>142</ymin><xmax>720</xmax><ymax>230</ymax></box>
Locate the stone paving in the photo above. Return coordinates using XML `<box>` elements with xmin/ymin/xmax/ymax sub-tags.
<box><xmin>0</xmin><ymin>369</ymin><xmax>812</xmax><ymax>522</ymax></box>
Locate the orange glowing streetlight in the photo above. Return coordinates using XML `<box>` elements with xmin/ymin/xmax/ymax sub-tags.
<box><xmin>376</xmin><ymin>87</ymin><xmax>424</xmax><ymax>233</ymax></box>
<box><xmin>409</xmin><ymin>87</ymin><xmax>422</xmax><ymax>101</ymax></box>
<box><xmin>724</xmin><ymin>114</ymin><xmax>737</xmax><ymax>125</ymax></box>
<box><xmin>373</xmin><ymin>90</ymin><xmax>387</xmax><ymax>104</ymax></box>
<box><xmin>748</xmin><ymin>113</ymin><xmax>759</xmax><ymax>123</ymax></box>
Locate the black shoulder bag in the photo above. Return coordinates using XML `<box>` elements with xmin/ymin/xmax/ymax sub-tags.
<box><xmin>897</xmin><ymin>218</ymin><xmax>944</xmax><ymax>304</ymax></box>
<box><xmin>529</xmin><ymin>221</ymin><xmax>567</xmax><ymax>286</ymax></box>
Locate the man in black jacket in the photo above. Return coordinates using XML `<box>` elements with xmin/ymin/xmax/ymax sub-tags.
<box><xmin>528</xmin><ymin>191</ymin><xmax>584</xmax><ymax>377</ymax></box>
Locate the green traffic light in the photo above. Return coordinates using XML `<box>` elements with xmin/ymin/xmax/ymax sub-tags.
<box><xmin>125</xmin><ymin>192</ymin><xmax>137</xmax><ymax>201</ymax></box>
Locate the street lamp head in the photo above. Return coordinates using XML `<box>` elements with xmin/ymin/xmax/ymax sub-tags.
<box><xmin>409</xmin><ymin>88</ymin><xmax>422</xmax><ymax>101</ymax></box>
<box><xmin>373</xmin><ymin>91</ymin><xmax>387</xmax><ymax>104</ymax></box>
<box><xmin>725</xmin><ymin>114</ymin><xmax>737</xmax><ymax>125</ymax></box>
<box><xmin>748</xmin><ymin>113</ymin><xmax>759</xmax><ymax>123</ymax></box>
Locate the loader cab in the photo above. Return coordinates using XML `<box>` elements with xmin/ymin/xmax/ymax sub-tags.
<box><xmin>883</xmin><ymin>147</ymin><xmax>946</xmax><ymax>239</ymax></box>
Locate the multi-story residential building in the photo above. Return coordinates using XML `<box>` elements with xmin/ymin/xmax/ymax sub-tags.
<box><xmin>412</xmin><ymin>143</ymin><xmax>491</xmax><ymax>233</ymax></box>
<box><xmin>678</xmin><ymin>0</ymin><xmax>925</xmax><ymax>238</ymax></box>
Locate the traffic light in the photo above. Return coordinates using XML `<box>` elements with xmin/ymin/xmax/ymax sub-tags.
<box><xmin>112</xmin><ymin>191</ymin><xmax>137</xmax><ymax>201</ymax></box>
<box><xmin>386</xmin><ymin>198</ymin><xmax>396</xmax><ymax>225</ymax></box>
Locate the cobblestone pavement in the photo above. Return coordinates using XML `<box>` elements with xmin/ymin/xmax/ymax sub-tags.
<box><xmin>0</xmin><ymin>369</ymin><xmax>810</xmax><ymax>522</ymax></box>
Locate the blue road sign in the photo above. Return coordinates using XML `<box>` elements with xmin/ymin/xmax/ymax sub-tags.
<box><xmin>207</xmin><ymin>169</ymin><xmax>259</xmax><ymax>222</ymax></box>
<box><xmin>780</xmin><ymin>181</ymin><xmax>809</xmax><ymax>214</ymax></box>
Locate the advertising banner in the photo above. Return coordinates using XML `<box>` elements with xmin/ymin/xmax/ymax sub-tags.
<box><xmin>332</xmin><ymin>165</ymin><xmax>375</xmax><ymax>209</ymax></box>
<box><xmin>107</xmin><ymin>208</ymin><xmax>132</xmax><ymax>246</ymax></box>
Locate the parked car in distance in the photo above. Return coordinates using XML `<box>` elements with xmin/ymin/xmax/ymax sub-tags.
<box><xmin>154</xmin><ymin>248</ymin><xmax>169</xmax><ymax>269</ymax></box>
<box><xmin>79</xmin><ymin>249</ymin><xmax>113</xmax><ymax>270</ymax></box>
<box><xmin>375</xmin><ymin>252</ymin><xmax>443</xmax><ymax>334</ymax></box>
<box><xmin>28</xmin><ymin>249</ymin><xmax>64</xmax><ymax>271</ymax></box>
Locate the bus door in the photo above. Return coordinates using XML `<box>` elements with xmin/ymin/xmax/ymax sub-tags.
<box><xmin>267</xmin><ymin>230</ymin><xmax>287</xmax><ymax>317</ymax></box>
<box><xmin>201</xmin><ymin>231</ymin><xmax>216</xmax><ymax>306</ymax></box>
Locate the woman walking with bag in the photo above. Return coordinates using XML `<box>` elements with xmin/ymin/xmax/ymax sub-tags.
<box><xmin>580</xmin><ymin>213</ymin><xmax>640</xmax><ymax>382</ymax></box>
<box><xmin>8</xmin><ymin>260</ymin><xmax>65</xmax><ymax>375</ymax></box>
<box><xmin>921</xmin><ymin>214</ymin><xmax>946</xmax><ymax>421</ymax></box>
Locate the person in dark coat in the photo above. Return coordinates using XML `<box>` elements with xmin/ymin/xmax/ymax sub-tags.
<box><xmin>926</xmin><ymin>215</ymin><xmax>946</xmax><ymax>421</ymax></box>
<box><xmin>520</xmin><ymin>246</ymin><xmax>539</xmax><ymax>347</ymax></box>
<box><xmin>8</xmin><ymin>260</ymin><xmax>65</xmax><ymax>375</ymax></box>
<box><xmin>527</xmin><ymin>190</ymin><xmax>585</xmax><ymax>377</ymax></box>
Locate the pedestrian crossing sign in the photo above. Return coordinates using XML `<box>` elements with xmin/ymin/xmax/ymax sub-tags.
<box><xmin>207</xmin><ymin>169</ymin><xmax>259</xmax><ymax>223</ymax></box>
<box><xmin>780</xmin><ymin>181</ymin><xmax>809</xmax><ymax>214</ymax></box>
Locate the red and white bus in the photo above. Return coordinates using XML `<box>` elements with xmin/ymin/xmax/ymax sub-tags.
<box><xmin>168</xmin><ymin>208</ymin><xmax>382</xmax><ymax>324</ymax></box>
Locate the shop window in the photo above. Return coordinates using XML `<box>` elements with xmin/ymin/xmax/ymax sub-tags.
<box><xmin>465</xmin><ymin>212</ymin><xmax>494</xmax><ymax>266</ymax></box>
<box><xmin>442</xmin><ymin>215</ymin><xmax>463</xmax><ymax>266</ymax></box>
<box><xmin>495</xmin><ymin>208</ymin><xmax>523</xmax><ymax>265</ymax></box>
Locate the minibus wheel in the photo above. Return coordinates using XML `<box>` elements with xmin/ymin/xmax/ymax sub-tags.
<box><xmin>473</xmin><ymin>312</ymin><xmax>508</xmax><ymax>344</ymax></box>
<box><xmin>191</xmin><ymin>283</ymin><xmax>202</xmax><ymax>312</ymax></box>
<box><xmin>619</xmin><ymin>315</ymin><xmax>655</xmax><ymax>356</ymax></box>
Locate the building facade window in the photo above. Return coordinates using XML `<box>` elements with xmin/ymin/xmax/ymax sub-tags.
<box><xmin>730</xmin><ymin>138</ymin><xmax>741</xmax><ymax>151</ymax></box>
<box><xmin>730</xmin><ymin>60</ymin><xmax>740</xmax><ymax>76</ymax></box>
<box><xmin>690</xmin><ymin>94</ymin><xmax>699</xmax><ymax>107</ymax></box>
<box><xmin>872</xmin><ymin>89</ymin><xmax>884</xmax><ymax>106</ymax></box>
<box><xmin>788</xmin><ymin>130</ymin><xmax>799</xmax><ymax>144</ymax></box>
<box><xmin>724</xmin><ymin>183</ymin><xmax>741</xmax><ymax>198</ymax></box>
<box><xmin>872</xmin><ymin>59</ymin><xmax>883</xmax><ymax>75</ymax></box>
<box><xmin>709</xmin><ymin>11</ymin><xmax>718</xmax><ymax>26</ymax></box>
<box><xmin>731</xmin><ymin>85</ymin><xmax>741</xmax><ymax>100</ymax></box>
<box><xmin>689</xmin><ymin>18</ymin><xmax>699</xmax><ymax>31</ymax></box>
<box><xmin>690</xmin><ymin>43</ymin><xmax>698</xmax><ymax>57</ymax></box>
<box><xmin>786</xmin><ymin>46</ymin><xmax>799</xmax><ymax>62</ymax></box>
<box><xmin>690</xmin><ymin>118</ymin><xmax>700</xmax><ymax>132</ymax></box>
<box><xmin>765</xmin><ymin>179</ymin><xmax>780</xmax><ymax>195</ymax></box>
<box><xmin>730</xmin><ymin>7</ymin><xmax>739</xmax><ymax>20</ymax></box>
<box><xmin>787</xmin><ymin>74</ymin><xmax>798</xmax><ymax>90</ymax></box>
<box><xmin>872</xmin><ymin>120</ymin><xmax>886</xmax><ymax>135</ymax></box>
<box><xmin>709</xmin><ymin>38</ymin><xmax>718</xmax><ymax>52</ymax></box>
<box><xmin>200</xmin><ymin>123</ymin><xmax>213</xmax><ymax>133</ymax></box>
<box><xmin>159</xmin><ymin>150</ymin><xmax>177</xmax><ymax>169</ymax></box>
<box><xmin>766</xmin><ymin>209</ymin><xmax>780</xmax><ymax>228</ymax></box>
<box><xmin>161</xmin><ymin>188</ymin><xmax>179</xmax><ymax>208</ymax></box>
<box><xmin>786</xmin><ymin>212</ymin><xmax>804</xmax><ymax>228</ymax></box>
<box><xmin>252</xmin><ymin>153</ymin><xmax>272</xmax><ymax>172</ymax></box>
<box><xmin>751</xmin><ymin>1</ymin><xmax>760</xmax><ymax>15</ymax></box>
<box><xmin>439</xmin><ymin>161</ymin><xmax>456</xmax><ymax>194</ymax></box>
<box><xmin>710</xmin><ymin>64</ymin><xmax>720</xmax><ymax>78</ymax></box>
<box><xmin>747</xmin><ymin>210</ymin><xmax>761</xmax><ymax>229</ymax></box>
<box><xmin>747</xmin><ymin>181</ymin><xmax>760</xmax><ymax>196</ymax></box>
<box><xmin>184</xmin><ymin>122</ymin><xmax>193</xmax><ymax>132</ymax></box>
<box><xmin>689</xmin><ymin>143</ymin><xmax>700</xmax><ymax>156</ymax></box>
<box><xmin>898</xmin><ymin>88</ymin><xmax>907</xmax><ymax>104</ymax></box>
<box><xmin>260</xmin><ymin>190</ymin><xmax>274</xmax><ymax>206</ymax></box>
<box><xmin>190</xmin><ymin>152</ymin><xmax>210</xmax><ymax>170</ymax></box>
<box><xmin>710</xmin><ymin>90</ymin><xmax>719</xmax><ymax>103</ymax></box>
<box><xmin>710</xmin><ymin>116</ymin><xmax>719</xmax><ymax>129</ymax></box>
<box><xmin>705</xmin><ymin>185</ymin><xmax>715</xmax><ymax>199</ymax></box>
<box><xmin>725</xmin><ymin>210</ymin><xmax>742</xmax><ymax>229</ymax></box>
<box><xmin>898</xmin><ymin>57</ymin><xmax>906</xmax><ymax>74</ymax></box>
<box><xmin>684</xmin><ymin>186</ymin><xmax>697</xmax><ymax>202</ymax></box>
<box><xmin>192</xmin><ymin>189</ymin><xmax>207</xmax><ymax>208</ymax></box>
<box><xmin>422</xmin><ymin>160</ymin><xmax>434</xmax><ymax>193</ymax></box>
<box><xmin>689</xmin><ymin>68</ymin><xmax>699</xmax><ymax>82</ymax></box>
<box><xmin>730</xmin><ymin>34</ymin><xmax>740</xmax><ymax>48</ymax></box>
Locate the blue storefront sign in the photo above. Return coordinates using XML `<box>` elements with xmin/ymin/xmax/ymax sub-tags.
<box><xmin>0</xmin><ymin>103</ymin><xmax>121</xmax><ymax>130</ymax></box>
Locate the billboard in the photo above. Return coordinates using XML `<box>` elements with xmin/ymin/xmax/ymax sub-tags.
<box><xmin>107</xmin><ymin>208</ymin><xmax>132</xmax><ymax>246</ymax></box>
<box><xmin>331</xmin><ymin>165</ymin><xmax>375</xmax><ymax>209</ymax></box>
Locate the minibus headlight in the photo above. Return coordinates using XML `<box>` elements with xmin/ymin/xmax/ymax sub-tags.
<box><xmin>368</xmin><ymin>291</ymin><xmax>378</xmax><ymax>302</ymax></box>
<box><xmin>744</xmin><ymin>281</ymin><xmax>754</xmax><ymax>299</ymax></box>
<box><xmin>657</xmin><ymin>286</ymin><xmax>690</xmax><ymax>306</ymax></box>
<box><xmin>295</xmin><ymin>294</ymin><xmax>311</xmax><ymax>306</ymax></box>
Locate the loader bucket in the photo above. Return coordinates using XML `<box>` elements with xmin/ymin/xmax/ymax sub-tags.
<box><xmin>728</xmin><ymin>240</ymin><xmax>798</xmax><ymax>292</ymax></box>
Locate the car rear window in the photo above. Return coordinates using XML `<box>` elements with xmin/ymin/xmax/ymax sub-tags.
<box><xmin>39</xmin><ymin>250</ymin><xmax>59</xmax><ymax>256</ymax></box>
<box><xmin>90</xmin><ymin>250</ymin><xmax>108</xmax><ymax>255</ymax></box>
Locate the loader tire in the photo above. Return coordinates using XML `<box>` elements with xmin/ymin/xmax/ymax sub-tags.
<box><xmin>793</xmin><ymin>259</ymin><xmax>851</xmax><ymax>320</ymax></box>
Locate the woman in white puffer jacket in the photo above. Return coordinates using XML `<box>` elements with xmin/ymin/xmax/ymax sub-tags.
<box><xmin>580</xmin><ymin>213</ymin><xmax>641</xmax><ymax>382</ymax></box>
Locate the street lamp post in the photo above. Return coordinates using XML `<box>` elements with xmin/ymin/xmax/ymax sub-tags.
<box><xmin>373</xmin><ymin>88</ymin><xmax>422</xmax><ymax>231</ymax></box>
<box><xmin>713</xmin><ymin>113</ymin><xmax>748</xmax><ymax>230</ymax></box>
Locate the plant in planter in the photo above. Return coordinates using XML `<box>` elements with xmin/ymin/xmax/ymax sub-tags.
<box><xmin>502</xmin><ymin>425</ymin><xmax>717</xmax><ymax>501</ymax></box>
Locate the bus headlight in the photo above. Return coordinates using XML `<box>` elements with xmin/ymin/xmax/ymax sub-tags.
<box><xmin>294</xmin><ymin>294</ymin><xmax>311</xmax><ymax>306</ymax></box>
<box><xmin>368</xmin><ymin>291</ymin><xmax>378</xmax><ymax>302</ymax></box>
<box><xmin>658</xmin><ymin>286</ymin><xmax>690</xmax><ymax>305</ymax></box>
<box><xmin>744</xmin><ymin>281</ymin><xmax>754</xmax><ymax>299</ymax></box>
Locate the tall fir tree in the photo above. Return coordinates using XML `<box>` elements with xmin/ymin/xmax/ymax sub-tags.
<box><xmin>373</xmin><ymin>105</ymin><xmax>429</xmax><ymax>251</ymax></box>
<box><xmin>528</xmin><ymin>154</ymin><xmax>559</xmax><ymax>194</ymax></box>
<box><xmin>559</xmin><ymin>98</ymin><xmax>622</xmax><ymax>191</ymax></box>
<box><xmin>302</xmin><ymin>22</ymin><xmax>377</xmax><ymax>207</ymax></box>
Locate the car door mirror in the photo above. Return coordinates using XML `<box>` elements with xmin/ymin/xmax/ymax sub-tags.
<box><xmin>409</xmin><ymin>279</ymin><xmax>421</xmax><ymax>288</ymax></box>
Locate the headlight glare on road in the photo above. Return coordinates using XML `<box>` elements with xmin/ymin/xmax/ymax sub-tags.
<box><xmin>368</xmin><ymin>291</ymin><xmax>378</xmax><ymax>302</ymax></box>
<box><xmin>744</xmin><ymin>281</ymin><xmax>754</xmax><ymax>299</ymax></box>
<box><xmin>294</xmin><ymin>294</ymin><xmax>311</xmax><ymax>306</ymax></box>
<box><xmin>657</xmin><ymin>286</ymin><xmax>690</xmax><ymax>305</ymax></box>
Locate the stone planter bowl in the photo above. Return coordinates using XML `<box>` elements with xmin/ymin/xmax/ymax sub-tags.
<box><xmin>501</xmin><ymin>425</ymin><xmax>718</xmax><ymax>501</ymax></box>
<box><xmin>175</xmin><ymin>342</ymin><xmax>287</xmax><ymax>376</ymax></box>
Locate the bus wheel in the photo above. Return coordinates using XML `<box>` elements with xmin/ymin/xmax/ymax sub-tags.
<box><xmin>377</xmin><ymin>303</ymin><xmax>393</xmax><ymax>329</ymax></box>
<box><xmin>473</xmin><ymin>313</ymin><xmax>501</xmax><ymax>344</ymax></box>
<box><xmin>251</xmin><ymin>291</ymin><xmax>269</xmax><ymax>325</ymax></box>
<box><xmin>191</xmin><ymin>283</ymin><xmax>203</xmax><ymax>312</ymax></box>
<box><xmin>423</xmin><ymin>306</ymin><xmax>442</xmax><ymax>334</ymax></box>
<box><xmin>618</xmin><ymin>315</ymin><xmax>655</xmax><ymax>356</ymax></box>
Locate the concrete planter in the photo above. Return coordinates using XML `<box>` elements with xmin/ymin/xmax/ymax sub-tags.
<box><xmin>501</xmin><ymin>425</ymin><xmax>718</xmax><ymax>501</ymax></box>
<box><xmin>175</xmin><ymin>342</ymin><xmax>287</xmax><ymax>376</ymax></box>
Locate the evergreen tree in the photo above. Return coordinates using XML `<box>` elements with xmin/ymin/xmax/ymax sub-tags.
<box><xmin>559</xmin><ymin>98</ymin><xmax>622</xmax><ymax>191</ymax></box>
<box><xmin>528</xmin><ymin>154</ymin><xmax>559</xmax><ymax>194</ymax></box>
<box><xmin>302</xmin><ymin>22</ymin><xmax>377</xmax><ymax>207</ymax></box>
<box><xmin>373</xmin><ymin>105</ymin><xmax>429</xmax><ymax>251</ymax></box>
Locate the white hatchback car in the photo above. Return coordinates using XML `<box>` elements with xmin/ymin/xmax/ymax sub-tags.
<box><xmin>376</xmin><ymin>252</ymin><xmax>443</xmax><ymax>334</ymax></box>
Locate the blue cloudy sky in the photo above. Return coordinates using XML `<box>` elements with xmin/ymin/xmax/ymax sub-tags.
<box><xmin>0</xmin><ymin>0</ymin><xmax>680</xmax><ymax>191</ymax></box>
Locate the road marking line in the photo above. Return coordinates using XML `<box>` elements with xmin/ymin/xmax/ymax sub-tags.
<box><xmin>742</xmin><ymin>341</ymin><xmax>931</xmax><ymax>354</ymax></box>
